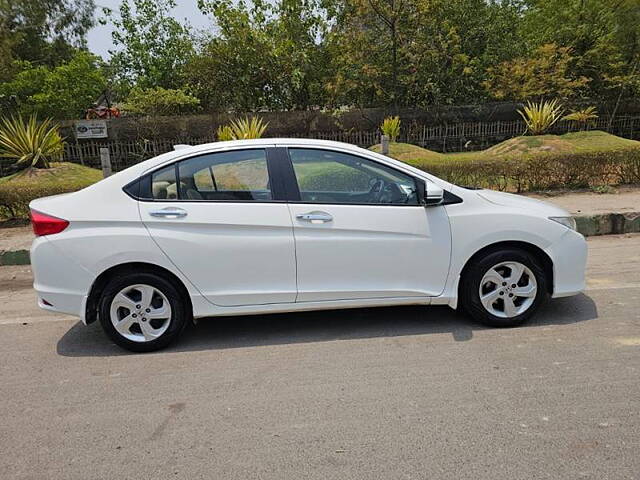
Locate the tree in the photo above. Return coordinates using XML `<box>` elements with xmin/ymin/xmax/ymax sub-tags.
<box><xmin>484</xmin><ymin>43</ymin><xmax>589</xmax><ymax>100</ymax></box>
<box><xmin>519</xmin><ymin>0</ymin><xmax>640</xmax><ymax>100</ymax></box>
<box><xmin>188</xmin><ymin>0</ymin><xmax>331</xmax><ymax>111</ymax></box>
<box><xmin>327</xmin><ymin>0</ymin><xmax>525</xmax><ymax>108</ymax></box>
<box><xmin>0</xmin><ymin>0</ymin><xmax>95</xmax><ymax>68</ymax></box>
<box><xmin>0</xmin><ymin>51</ymin><xmax>106</xmax><ymax>119</ymax></box>
<box><xmin>106</xmin><ymin>0</ymin><xmax>194</xmax><ymax>90</ymax></box>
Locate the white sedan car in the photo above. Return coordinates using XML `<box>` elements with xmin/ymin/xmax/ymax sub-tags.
<box><xmin>29</xmin><ymin>139</ymin><xmax>587</xmax><ymax>352</ymax></box>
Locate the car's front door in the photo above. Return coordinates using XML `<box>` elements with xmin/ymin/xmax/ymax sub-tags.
<box><xmin>139</xmin><ymin>147</ymin><xmax>297</xmax><ymax>307</ymax></box>
<box><xmin>285</xmin><ymin>147</ymin><xmax>451</xmax><ymax>302</ymax></box>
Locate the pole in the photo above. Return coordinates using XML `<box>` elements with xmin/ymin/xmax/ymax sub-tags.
<box><xmin>381</xmin><ymin>134</ymin><xmax>390</xmax><ymax>155</ymax></box>
<box><xmin>100</xmin><ymin>147</ymin><xmax>112</xmax><ymax>178</ymax></box>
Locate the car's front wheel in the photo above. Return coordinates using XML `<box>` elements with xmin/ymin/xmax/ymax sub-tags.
<box><xmin>98</xmin><ymin>272</ymin><xmax>188</xmax><ymax>352</ymax></box>
<box><xmin>460</xmin><ymin>248</ymin><xmax>548</xmax><ymax>327</ymax></box>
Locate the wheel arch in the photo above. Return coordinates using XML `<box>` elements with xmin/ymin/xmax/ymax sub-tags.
<box><xmin>85</xmin><ymin>262</ymin><xmax>193</xmax><ymax>325</ymax></box>
<box><xmin>458</xmin><ymin>240</ymin><xmax>554</xmax><ymax>297</ymax></box>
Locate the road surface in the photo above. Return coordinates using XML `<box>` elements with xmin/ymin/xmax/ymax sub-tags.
<box><xmin>0</xmin><ymin>234</ymin><xmax>639</xmax><ymax>479</ymax></box>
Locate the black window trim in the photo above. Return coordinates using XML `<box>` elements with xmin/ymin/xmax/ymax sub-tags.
<box><xmin>122</xmin><ymin>147</ymin><xmax>288</xmax><ymax>204</ymax></box>
<box><xmin>122</xmin><ymin>145</ymin><xmax>463</xmax><ymax>206</ymax></box>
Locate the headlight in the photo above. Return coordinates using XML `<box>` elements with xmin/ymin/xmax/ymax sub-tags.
<box><xmin>549</xmin><ymin>216</ymin><xmax>577</xmax><ymax>231</ymax></box>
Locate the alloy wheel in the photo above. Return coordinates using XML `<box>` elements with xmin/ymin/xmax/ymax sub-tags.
<box><xmin>478</xmin><ymin>261</ymin><xmax>538</xmax><ymax>318</ymax></box>
<box><xmin>109</xmin><ymin>284</ymin><xmax>172</xmax><ymax>342</ymax></box>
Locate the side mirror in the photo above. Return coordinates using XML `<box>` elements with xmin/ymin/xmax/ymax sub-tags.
<box><xmin>416</xmin><ymin>179</ymin><xmax>444</xmax><ymax>206</ymax></box>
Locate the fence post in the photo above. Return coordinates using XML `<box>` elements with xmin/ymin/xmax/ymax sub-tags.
<box><xmin>100</xmin><ymin>147</ymin><xmax>112</xmax><ymax>178</ymax></box>
<box><xmin>381</xmin><ymin>134</ymin><xmax>390</xmax><ymax>155</ymax></box>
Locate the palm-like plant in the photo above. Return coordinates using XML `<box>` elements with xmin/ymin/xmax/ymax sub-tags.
<box><xmin>215</xmin><ymin>125</ymin><xmax>235</xmax><ymax>141</ymax></box>
<box><xmin>562</xmin><ymin>106</ymin><xmax>598</xmax><ymax>130</ymax></box>
<box><xmin>381</xmin><ymin>116</ymin><xmax>401</xmax><ymax>142</ymax></box>
<box><xmin>517</xmin><ymin>99</ymin><xmax>564</xmax><ymax>135</ymax></box>
<box><xmin>216</xmin><ymin>116</ymin><xmax>269</xmax><ymax>141</ymax></box>
<box><xmin>0</xmin><ymin>115</ymin><xmax>64</xmax><ymax>169</ymax></box>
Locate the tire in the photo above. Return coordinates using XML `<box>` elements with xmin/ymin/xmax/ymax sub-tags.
<box><xmin>460</xmin><ymin>248</ymin><xmax>548</xmax><ymax>328</ymax></box>
<box><xmin>98</xmin><ymin>272</ymin><xmax>188</xmax><ymax>352</ymax></box>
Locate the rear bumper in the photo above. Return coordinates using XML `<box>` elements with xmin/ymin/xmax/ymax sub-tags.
<box><xmin>546</xmin><ymin>229</ymin><xmax>588</xmax><ymax>298</ymax></box>
<box><xmin>31</xmin><ymin>236</ymin><xmax>93</xmax><ymax>320</ymax></box>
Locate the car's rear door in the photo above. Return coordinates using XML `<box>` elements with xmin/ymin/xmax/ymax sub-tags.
<box><xmin>284</xmin><ymin>147</ymin><xmax>452</xmax><ymax>302</ymax></box>
<box><xmin>139</xmin><ymin>147</ymin><xmax>297</xmax><ymax>307</ymax></box>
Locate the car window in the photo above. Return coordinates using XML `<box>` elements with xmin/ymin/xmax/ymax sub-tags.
<box><xmin>151</xmin><ymin>164</ymin><xmax>178</xmax><ymax>200</ymax></box>
<box><xmin>289</xmin><ymin>148</ymin><xmax>419</xmax><ymax>205</ymax></box>
<box><xmin>176</xmin><ymin>149</ymin><xmax>272</xmax><ymax>201</ymax></box>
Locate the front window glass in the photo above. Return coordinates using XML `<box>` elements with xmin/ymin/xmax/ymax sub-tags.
<box><xmin>289</xmin><ymin>148</ymin><xmax>418</xmax><ymax>205</ymax></box>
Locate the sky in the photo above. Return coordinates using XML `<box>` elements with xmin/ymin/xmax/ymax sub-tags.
<box><xmin>87</xmin><ymin>0</ymin><xmax>212</xmax><ymax>58</ymax></box>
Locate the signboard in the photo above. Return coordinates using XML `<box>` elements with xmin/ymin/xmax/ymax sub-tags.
<box><xmin>74</xmin><ymin>120</ymin><xmax>108</xmax><ymax>139</ymax></box>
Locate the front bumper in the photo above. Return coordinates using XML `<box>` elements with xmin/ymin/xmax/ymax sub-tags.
<box><xmin>546</xmin><ymin>229</ymin><xmax>588</xmax><ymax>298</ymax></box>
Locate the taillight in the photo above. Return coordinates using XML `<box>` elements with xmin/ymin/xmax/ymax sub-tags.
<box><xmin>30</xmin><ymin>210</ymin><xmax>69</xmax><ymax>236</ymax></box>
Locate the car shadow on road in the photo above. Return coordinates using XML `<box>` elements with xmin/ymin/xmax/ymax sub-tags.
<box><xmin>56</xmin><ymin>293</ymin><xmax>598</xmax><ymax>357</ymax></box>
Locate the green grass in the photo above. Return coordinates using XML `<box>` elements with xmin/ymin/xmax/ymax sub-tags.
<box><xmin>0</xmin><ymin>162</ymin><xmax>102</xmax><ymax>218</ymax></box>
<box><xmin>372</xmin><ymin>131</ymin><xmax>640</xmax><ymax>164</ymax></box>
<box><xmin>369</xmin><ymin>142</ymin><xmax>445</xmax><ymax>167</ymax></box>
<box><xmin>0</xmin><ymin>162</ymin><xmax>102</xmax><ymax>187</ymax></box>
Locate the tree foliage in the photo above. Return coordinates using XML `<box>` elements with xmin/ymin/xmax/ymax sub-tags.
<box><xmin>3</xmin><ymin>0</ymin><xmax>640</xmax><ymax>115</ymax></box>
<box><xmin>484</xmin><ymin>44</ymin><xmax>589</xmax><ymax>100</ymax></box>
<box><xmin>0</xmin><ymin>0</ymin><xmax>95</xmax><ymax>69</ymax></box>
<box><xmin>0</xmin><ymin>51</ymin><xmax>106</xmax><ymax>119</ymax></box>
<box><xmin>106</xmin><ymin>0</ymin><xmax>195</xmax><ymax>90</ymax></box>
<box><xmin>188</xmin><ymin>0</ymin><xmax>331</xmax><ymax>111</ymax></box>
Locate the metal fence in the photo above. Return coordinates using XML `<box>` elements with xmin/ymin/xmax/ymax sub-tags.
<box><xmin>3</xmin><ymin>115</ymin><xmax>639</xmax><ymax>175</ymax></box>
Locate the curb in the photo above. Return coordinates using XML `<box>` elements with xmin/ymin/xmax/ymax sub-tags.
<box><xmin>574</xmin><ymin>212</ymin><xmax>640</xmax><ymax>237</ymax></box>
<box><xmin>0</xmin><ymin>212</ymin><xmax>639</xmax><ymax>266</ymax></box>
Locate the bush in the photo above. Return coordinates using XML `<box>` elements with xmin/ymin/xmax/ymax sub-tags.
<box><xmin>0</xmin><ymin>162</ymin><xmax>102</xmax><ymax>218</ymax></box>
<box><xmin>122</xmin><ymin>87</ymin><xmax>200</xmax><ymax>116</ymax></box>
<box><xmin>0</xmin><ymin>115</ymin><xmax>64</xmax><ymax>169</ymax></box>
<box><xmin>518</xmin><ymin>99</ymin><xmax>564</xmax><ymax>135</ymax></box>
<box><xmin>381</xmin><ymin>116</ymin><xmax>401</xmax><ymax>142</ymax></box>
<box><xmin>216</xmin><ymin>116</ymin><xmax>269</xmax><ymax>141</ymax></box>
<box><xmin>415</xmin><ymin>149</ymin><xmax>640</xmax><ymax>192</ymax></box>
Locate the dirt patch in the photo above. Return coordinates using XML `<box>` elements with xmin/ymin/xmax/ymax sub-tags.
<box><xmin>0</xmin><ymin>226</ymin><xmax>33</xmax><ymax>252</ymax></box>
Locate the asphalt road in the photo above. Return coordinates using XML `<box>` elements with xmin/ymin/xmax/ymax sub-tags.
<box><xmin>1</xmin><ymin>234</ymin><xmax>639</xmax><ymax>480</ymax></box>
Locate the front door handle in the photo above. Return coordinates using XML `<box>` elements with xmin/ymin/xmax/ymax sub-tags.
<box><xmin>296</xmin><ymin>211</ymin><xmax>333</xmax><ymax>223</ymax></box>
<box><xmin>149</xmin><ymin>207</ymin><xmax>188</xmax><ymax>218</ymax></box>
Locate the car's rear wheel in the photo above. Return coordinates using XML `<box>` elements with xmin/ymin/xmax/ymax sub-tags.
<box><xmin>460</xmin><ymin>248</ymin><xmax>548</xmax><ymax>327</ymax></box>
<box><xmin>98</xmin><ymin>273</ymin><xmax>188</xmax><ymax>352</ymax></box>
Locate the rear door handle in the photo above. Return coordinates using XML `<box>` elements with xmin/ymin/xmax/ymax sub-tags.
<box><xmin>149</xmin><ymin>207</ymin><xmax>188</xmax><ymax>218</ymax></box>
<box><xmin>296</xmin><ymin>211</ymin><xmax>333</xmax><ymax>223</ymax></box>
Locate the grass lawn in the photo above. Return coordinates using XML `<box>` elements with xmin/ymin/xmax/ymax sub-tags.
<box><xmin>369</xmin><ymin>142</ymin><xmax>445</xmax><ymax>166</ymax></box>
<box><xmin>372</xmin><ymin>131</ymin><xmax>640</xmax><ymax>164</ymax></box>
<box><xmin>0</xmin><ymin>162</ymin><xmax>102</xmax><ymax>219</ymax></box>
<box><xmin>0</xmin><ymin>162</ymin><xmax>102</xmax><ymax>188</ymax></box>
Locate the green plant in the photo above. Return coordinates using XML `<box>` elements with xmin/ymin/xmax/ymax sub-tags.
<box><xmin>122</xmin><ymin>87</ymin><xmax>200</xmax><ymax>116</ymax></box>
<box><xmin>562</xmin><ymin>106</ymin><xmax>598</xmax><ymax>130</ymax></box>
<box><xmin>216</xmin><ymin>116</ymin><xmax>269</xmax><ymax>141</ymax></box>
<box><xmin>0</xmin><ymin>115</ymin><xmax>63</xmax><ymax>169</ymax></box>
<box><xmin>216</xmin><ymin>125</ymin><xmax>235</xmax><ymax>141</ymax></box>
<box><xmin>518</xmin><ymin>99</ymin><xmax>564</xmax><ymax>135</ymax></box>
<box><xmin>381</xmin><ymin>116</ymin><xmax>401</xmax><ymax>142</ymax></box>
